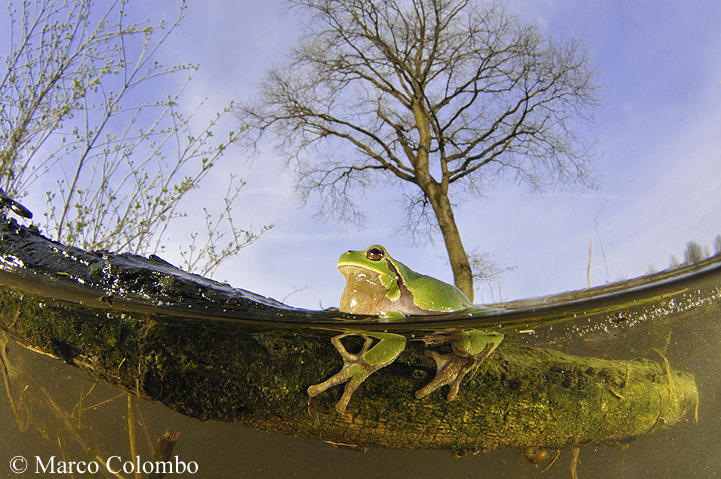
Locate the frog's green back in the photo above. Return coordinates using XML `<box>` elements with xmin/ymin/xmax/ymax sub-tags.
<box><xmin>392</xmin><ymin>260</ymin><xmax>472</xmax><ymax>312</ymax></box>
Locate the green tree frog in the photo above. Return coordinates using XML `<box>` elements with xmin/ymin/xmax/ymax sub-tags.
<box><xmin>337</xmin><ymin>244</ymin><xmax>472</xmax><ymax>315</ymax></box>
<box><xmin>307</xmin><ymin>245</ymin><xmax>504</xmax><ymax>413</ymax></box>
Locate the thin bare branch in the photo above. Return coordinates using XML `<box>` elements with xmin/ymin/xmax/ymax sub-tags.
<box><xmin>236</xmin><ymin>0</ymin><xmax>599</xmax><ymax>297</ymax></box>
<box><xmin>2</xmin><ymin>0</ymin><xmax>271</xmax><ymax>276</ymax></box>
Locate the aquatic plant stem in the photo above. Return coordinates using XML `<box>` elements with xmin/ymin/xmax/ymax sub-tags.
<box><xmin>41</xmin><ymin>386</ymin><xmax>126</xmax><ymax>479</ymax></box>
<box><xmin>0</xmin><ymin>331</ymin><xmax>23</xmax><ymax>429</ymax></box>
<box><xmin>128</xmin><ymin>393</ymin><xmax>142</xmax><ymax>479</ymax></box>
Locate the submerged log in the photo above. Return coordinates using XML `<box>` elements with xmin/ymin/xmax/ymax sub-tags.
<box><xmin>0</xmin><ymin>217</ymin><xmax>706</xmax><ymax>451</ymax></box>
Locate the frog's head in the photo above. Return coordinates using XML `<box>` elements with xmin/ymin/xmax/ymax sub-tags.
<box><xmin>337</xmin><ymin>245</ymin><xmax>403</xmax><ymax>314</ymax></box>
<box><xmin>338</xmin><ymin>245</ymin><xmax>394</xmax><ymax>279</ymax></box>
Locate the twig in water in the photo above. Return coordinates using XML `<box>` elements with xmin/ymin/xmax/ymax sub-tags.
<box><xmin>0</xmin><ymin>332</ymin><xmax>26</xmax><ymax>430</ymax></box>
<box><xmin>570</xmin><ymin>446</ymin><xmax>580</xmax><ymax>479</ymax></box>
<box><xmin>127</xmin><ymin>393</ymin><xmax>142</xmax><ymax>479</ymax></box>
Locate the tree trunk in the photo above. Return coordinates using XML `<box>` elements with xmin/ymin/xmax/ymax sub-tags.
<box><xmin>410</xmin><ymin>97</ymin><xmax>475</xmax><ymax>301</ymax></box>
<box><xmin>420</xmin><ymin>179</ymin><xmax>475</xmax><ymax>301</ymax></box>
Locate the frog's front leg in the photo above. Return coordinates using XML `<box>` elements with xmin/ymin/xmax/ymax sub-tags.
<box><xmin>415</xmin><ymin>331</ymin><xmax>503</xmax><ymax>401</ymax></box>
<box><xmin>308</xmin><ymin>332</ymin><xmax>406</xmax><ymax>413</ymax></box>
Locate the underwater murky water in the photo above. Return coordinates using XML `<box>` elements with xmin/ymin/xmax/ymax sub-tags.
<box><xmin>1</xmin><ymin>318</ymin><xmax>719</xmax><ymax>479</ymax></box>
<box><xmin>0</xmin><ymin>292</ymin><xmax>721</xmax><ymax>479</ymax></box>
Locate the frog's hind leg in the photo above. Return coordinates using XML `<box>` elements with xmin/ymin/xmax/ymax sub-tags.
<box><xmin>331</xmin><ymin>333</ymin><xmax>374</xmax><ymax>362</ymax></box>
<box><xmin>307</xmin><ymin>333</ymin><xmax>375</xmax><ymax>413</ymax></box>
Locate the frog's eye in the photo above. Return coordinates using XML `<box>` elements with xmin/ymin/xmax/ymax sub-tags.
<box><xmin>366</xmin><ymin>247</ymin><xmax>385</xmax><ymax>261</ymax></box>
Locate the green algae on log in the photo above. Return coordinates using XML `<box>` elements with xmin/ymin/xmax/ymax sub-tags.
<box><xmin>0</xmin><ymin>217</ymin><xmax>707</xmax><ymax>451</ymax></box>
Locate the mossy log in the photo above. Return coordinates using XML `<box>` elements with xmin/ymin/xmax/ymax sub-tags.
<box><xmin>0</xmin><ymin>217</ymin><xmax>707</xmax><ymax>451</ymax></box>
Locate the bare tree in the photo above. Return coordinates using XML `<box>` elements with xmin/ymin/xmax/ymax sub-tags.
<box><xmin>1</xmin><ymin>0</ymin><xmax>270</xmax><ymax>276</ymax></box>
<box><xmin>468</xmin><ymin>248</ymin><xmax>515</xmax><ymax>303</ymax></box>
<box><xmin>235</xmin><ymin>0</ymin><xmax>599</xmax><ymax>300</ymax></box>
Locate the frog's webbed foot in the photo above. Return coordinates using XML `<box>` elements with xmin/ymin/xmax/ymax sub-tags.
<box><xmin>415</xmin><ymin>342</ymin><xmax>497</xmax><ymax>401</ymax></box>
<box><xmin>414</xmin><ymin>351</ymin><xmax>475</xmax><ymax>401</ymax></box>
<box><xmin>307</xmin><ymin>333</ymin><xmax>403</xmax><ymax>413</ymax></box>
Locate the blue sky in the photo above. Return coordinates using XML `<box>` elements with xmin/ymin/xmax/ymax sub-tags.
<box><xmin>6</xmin><ymin>0</ymin><xmax>721</xmax><ymax>309</ymax></box>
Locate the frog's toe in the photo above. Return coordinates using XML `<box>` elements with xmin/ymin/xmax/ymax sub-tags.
<box><xmin>307</xmin><ymin>369</ymin><xmax>352</xmax><ymax>397</ymax></box>
<box><xmin>335</xmin><ymin>380</ymin><xmax>362</xmax><ymax>413</ymax></box>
